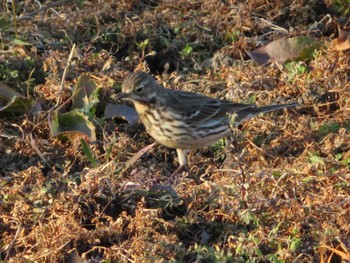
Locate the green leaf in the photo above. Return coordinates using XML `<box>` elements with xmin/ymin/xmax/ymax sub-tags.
<box><xmin>253</xmin><ymin>134</ymin><xmax>267</xmax><ymax>147</ymax></box>
<box><xmin>309</xmin><ymin>154</ymin><xmax>324</xmax><ymax>166</ymax></box>
<box><xmin>289</xmin><ymin>237</ymin><xmax>301</xmax><ymax>251</ymax></box>
<box><xmin>318</xmin><ymin>122</ymin><xmax>340</xmax><ymax>135</ymax></box>
<box><xmin>342</xmin><ymin>158</ymin><xmax>350</xmax><ymax>165</ymax></box>
<box><xmin>181</xmin><ymin>43</ymin><xmax>193</xmax><ymax>57</ymax></box>
<box><xmin>80</xmin><ymin>138</ymin><xmax>98</xmax><ymax>167</ymax></box>
<box><xmin>284</xmin><ymin>61</ymin><xmax>309</xmax><ymax>82</ymax></box>
<box><xmin>335</xmin><ymin>153</ymin><xmax>343</xmax><ymax>161</ymax></box>
<box><xmin>51</xmin><ymin>110</ymin><xmax>96</xmax><ymax>142</ymax></box>
<box><xmin>137</xmin><ymin>39</ymin><xmax>149</xmax><ymax>50</ymax></box>
<box><xmin>292</xmin><ymin>36</ymin><xmax>322</xmax><ymax>61</ymax></box>
<box><xmin>246</xmin><ymin>94</ymin><xmax>256</xmax><ymax>104</ymax></box>
<box><xmin>238</xmin><ymin>210</ymin><xmax>255</xmax><ymax>225</ymax></box>
<box><xmin>0</xmin><ymin>82</ymin><xmax>35</xmax><ymax>115</ymax></box>
<box><xmin>0</xmin><ymin>15</ymin><xmax>11</xmax><ymax>33</ymax></box>
<box><xmin>72</xmin><ymin>74</ymin><xmax>99</xmax><ymax>110</ymax></box>
<box><xmin>0</xmin><ymin>81</ymin><xmax>24</xmax><ymax>98</ymax></box>
<box><xmin>11</xmin><ymin>39</ymin><xmax>32</xmax><ymax>46</ymax></box>
<box><xmin>226</xmin><ymin>30</ymin><xmax>240</xmax><ymax>43</ymax></box>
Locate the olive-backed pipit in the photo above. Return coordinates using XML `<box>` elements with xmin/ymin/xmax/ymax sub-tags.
<box><xmin>121</xmin><ymin>72</ymin><xmax>297</xmax><ymax>171</ymax></box>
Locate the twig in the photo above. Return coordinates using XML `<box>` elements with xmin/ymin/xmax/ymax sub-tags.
<box><xmin>259</xmin><ymin>18</ymin><xmax>289</xmax><ymax>33</ymax></box>
<box><xmin>124</xmin><ymin>143</ymin><xmax>156</xmax><ymax>170</ymax></box>
<box><xmin>29</xmin><ymin>132</ymin><xmax>51</xmax><ymax>167</ymax></box>
<box><xmin>4</xmin><ymin>224</ymin><xmax>22</xmax><ymax>262</ymax></box>
<box><xmin>308</xmin><ymin>14</ymin><xmax>332</xmax><ymax>31</ymax></box>
<box><xmin>11</xmin><ymin>0</ymin><xmax>18</xmax><ymax>38</ymax></box>
<box><xmin>17</xmin><ymin>0</ymin><xmax>75</xmax><ymax>21</ymax></box>
<box><xmin>47</xmin><ymin>43</ymin><xmax>76</xmax><ymax>135</ymax></box>
<box><xmin>57</xmin><ymin>43</ymin><xmax>76</xmax><ymax>107</ymax></box>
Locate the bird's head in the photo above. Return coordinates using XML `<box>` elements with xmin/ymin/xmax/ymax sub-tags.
<box><xmin>121</xmin><ymin>72</ymin><xmax>160</xmax><ymax>104</ymax></box>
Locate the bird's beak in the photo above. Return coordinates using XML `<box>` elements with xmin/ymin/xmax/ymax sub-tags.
<box><xmin>117</xmin><ymin>92</ymin><xmax>129</xmax><ymax>100</ymax></box>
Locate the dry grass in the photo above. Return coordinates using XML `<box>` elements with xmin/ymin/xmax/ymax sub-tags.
<box><xmin>0</xmin><ymin>0</ymin><xmax>349</xmax><ymax>262</ymax></box>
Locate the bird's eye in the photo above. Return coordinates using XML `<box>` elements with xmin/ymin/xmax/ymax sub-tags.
<box><xmin>136</xmin><ymin>86</ymin><xmax>143</xmax><ymax>93</ymax></box>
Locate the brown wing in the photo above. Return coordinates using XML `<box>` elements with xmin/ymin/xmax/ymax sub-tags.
<box><xmin>165</xmin><ymin>90</ymin><xmax>254</xmax><ymax>124</ymax></box>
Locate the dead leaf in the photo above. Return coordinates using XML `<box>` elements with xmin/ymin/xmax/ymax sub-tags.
<box><xmin>247</xmin><ymin>36</ymin><xmax>322</xmax><ymax>66</ymax></box>
<box><xmin>104</xmin><ymin>103</ymin><xmax>139</xmax><ymax>124</ymax></box>
<box><xmin>319</xmin><ymin>244</ymin><xmax>350</xmax><ymax>261</ymax></box>
<box><xmin>331</xmin><ymin>28</ymin><xmax>350</xmax><ymax>51</ymax></box>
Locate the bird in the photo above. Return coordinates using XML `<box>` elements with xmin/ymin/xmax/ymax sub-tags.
<box><xmin>121</xmin><ymin>72</ymin><xmax>297</xmax><ymax>173</ymax></box>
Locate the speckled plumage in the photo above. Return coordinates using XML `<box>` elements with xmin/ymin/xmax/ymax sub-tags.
<box><xmin>122</xmin><ymin>72</ymin><xmax>297</xmax><ymax>167</ymax></box>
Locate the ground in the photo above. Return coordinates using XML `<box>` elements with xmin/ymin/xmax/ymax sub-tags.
<box><xmin>0</xmin><ymin>0</ymin><xmax>350</xmax><ymax>262</ymax></box>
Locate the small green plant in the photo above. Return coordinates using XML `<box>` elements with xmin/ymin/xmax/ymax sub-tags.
<box><xmin>335</xmin><ymin>153</ymin><xmax>343</xmax><ymax>161</ymax></box>
<box><xmin>0</xmin><ymin>15</ymin><xmax>12</xmax><ymax>35</ymax></box>
<box><xmin>330</xmin><ymin>0</ymin><xmax>350</xmax><ymax>14</ymax></box>
<box><xmin>284</xmin><ymin>61</ymin><xmax>309</xmax><ymax>82</ymax></box>
<box><xmin>80</xmin><ymin>138</ymin><xmax>98</xmax><ymax>167</ymax></box>
<box><xmin>212</xmin><ymin>138</ymin><xmax>227</xmax><ymax>162</ymax></box>
<box><xmin>0</xmin><ymin>55</ymin><xmax>37</xmax><ymax>94</ymax></box>
<box><xmin>288</xmin><ymin>227</ymin><xmax>301</xmax><ymax>252</ymax></box>
<box><xmin>51</xmin><ymin>75</ymin><xmax>99</xmax><ymax>154</ymax></box>
<box><xmin>253</xmin><ymin>133</ymin><xmax>269</xmax><ymax>147</ymax></box>
<box><xmin>225</xmin><ymin>30</ymin><xmax>240</xmax><ymax>43</ymax></box>
<box><xmin>72</xmin><ymin>74</ymin><xmax>100</xmax><ymax>118</ymax></box>
<box><xmin>342</xmin><ymin>158</ymin><xmax>350</xmax><ymax>165</ymax></box>
<box><xmin>266</xmin><ymin>253</ymin><xmax>285</xmax><ymax>263</ymax></box>
<box><xmin>237</xmin><ymin>209</ymin><xmax>259</xmax><ymax>225</ymax></box>
<box><xmin>181</xmin><ymin>43</ymin><xmax>193</xmax><ymax>57</ymax></box>
<box><xmin>137</xmin><ymin>38</ymin><xmax>149</xmax><ymax>50</ymax></box>
<box><xmin>309</xmin><ymin>153</ymin><xmax>325</xmax><ymax>166</ymax></box>
<box><xmin>246</xmin><ymin>94</ymin><xmax>257</xmax><ymax>105</ymax></box>
<box><xmin>333</xmin><ymin>181</ymin><xmax>350</xmax><ymax>189</ymax></box>
<box><xmin>318</xmin><ymin>121</ymin><xmax>340</xmax><ymax>135</ymax></box>
<box><xmin>193</xmin><ymin>243</ymin><xmax>233</xmax><ymax>262</ymax></box>
<box><xmin>137</xmin><ymin>38</ymin><xmax>149</xmax><ymax>58</ymax></box>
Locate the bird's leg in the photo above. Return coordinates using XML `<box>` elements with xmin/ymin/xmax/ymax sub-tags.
<box><xmin>177</xmin><ymin>148</ymin><xmax>188</xmax><ymax>167</ymax></box>
<box><xmin>167</xmin><ymin>149</ymin><xmax>189</xmax><ymax>183</ymax></box>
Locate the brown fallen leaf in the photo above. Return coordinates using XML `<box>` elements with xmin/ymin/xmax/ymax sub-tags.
<box><xmin>331</xmin><ymin>28</ymin><xmax>350</xmax><ymax>51</ymax></box>
<box><xmin>247</xmin><ymin>36</ymin><xmax>322</xmax><ymax>66</ymax></box>
<box><xmin>104</xmin><ymin>103</ymin><xmax>139</xmax><ymax>124</ymax></box>
<box><xmin>319</xmin><ymin>244</ymin><xmax>350</xmax><ymax>261</ymax></box>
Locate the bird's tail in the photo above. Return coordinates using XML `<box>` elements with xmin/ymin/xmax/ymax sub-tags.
<box><xmin>235</xmin><ymin>102</ymin><xmax>298</xmax><ymax>125</ymax></box>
